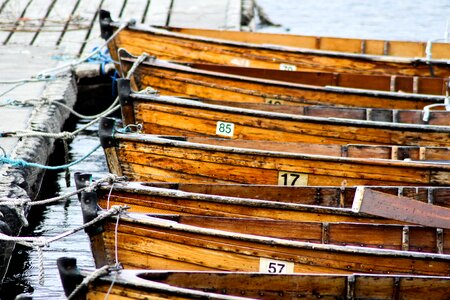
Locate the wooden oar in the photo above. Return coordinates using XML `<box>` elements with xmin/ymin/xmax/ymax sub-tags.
<box><xmin>353</xmin><ymin>187</ymin><xmax>450</xmax><ymax>229</ymax></box>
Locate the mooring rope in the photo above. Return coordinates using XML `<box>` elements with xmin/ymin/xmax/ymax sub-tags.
<box><xmin>0</xmin><ymin>205</ymin><xmax>127</xmax><ymax>286</ymax></box>
<box><xmin>67</xmin><ymin>265</ymin><xmax>111</xmax><ymax>300</ymax></box>
<box><xmin>0</xmin><ymin>174</ymin><xmax>123</xmax><ymax>208</ymax></box>
<box><xmin>0</xmin><ymin>98</ymin><xmax>120</xmax><ymax>139</ymax></box>
<box><xmin>0</xmin><ymin>143</ymin><xmax>101</xmax><ymax>170</ymax></box>
<box><xmin>37</xmin><ymin>22</ymin><xmax>128</xmax><ymax>79</ymax></box>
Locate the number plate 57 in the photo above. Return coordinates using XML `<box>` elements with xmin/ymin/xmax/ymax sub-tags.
<box><xmin>259</xmin><ymin>258</ymin><xmax>294</xmax><ymax>274</ymax></box>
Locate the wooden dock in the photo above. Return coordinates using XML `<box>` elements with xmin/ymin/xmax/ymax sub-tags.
<box><xmin>0</xmin><ymin>0</ymin><xmax>247</xmax><ymax>284</ymax></box>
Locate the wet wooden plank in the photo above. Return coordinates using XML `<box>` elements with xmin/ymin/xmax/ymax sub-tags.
<box><xmin>0</xmin><ymin>0</ymin><xmax>31</xmax><ymax>44</ymax></box>
<box><xmin>6</xmin><ymin>0</ymin><xmax>54</xmax><ymax>45</ymax></box>
<box><xmin>57</xmin><ymin>0</ymin><xmax>102</xmax><ymax>57</ymax></box>
<box><xmin>353</xmin><ymin>187</ymin><xmax>450</xmax><ymax>229</ymax></box>
<box><xmin>80</xmin><ymin>0</ymin><xmax>125</xmax><ymax>57</ymax></box>
<box><xmin>169</xmin><ymin>0</ymin><xmax>241</xmax><ymax>30</ymax></box>
<box><xmin>31</xmin><ymin>0</ymin><xmax>80</xmax><ymax>47</ymax></box>
<box><xmin>145</xmin><ymin>0</ymin><xmax>172</xmax><ymax>26</ymax></box>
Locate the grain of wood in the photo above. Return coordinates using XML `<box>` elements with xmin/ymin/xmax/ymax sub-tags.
<box><xmin>7</xmin><ymin>0</ymin><xmax>54</xmax><ymax>45</ymax></box>
<box><xmin>31</xmin><ymin>0</ymin><xmax>79</xmax><ymax>47</ymax></box>
<box><xmin>57</xmin><ymin>0</ymin><xmax>102</xmax><ymax>56</ymax></box>
<box><xmin>80</xmin><ymin>0</ymin><xmax>125</xmax><ymax>57</ymax></box>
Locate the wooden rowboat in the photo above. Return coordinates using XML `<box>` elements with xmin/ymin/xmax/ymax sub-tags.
<box><xmin>185</xmin><ymin>62</ymin><xmax>450</xmax><ymax>96</ymax></box>
<box><xmin>77</xmin><ymin>181</ymin><xmax>399</xmax><ymax>225</ymax></box>
<box><xmin>73</xmin><ymin>176</ymin><xmax>450</xmax><ymax>210</ymax></box>
<box><xmin>80</xmin><ymin>206</ymin><xmax>450</xmax><ymax>275</ymax></box>
<box><xmin>100</xmin><ymin>10</ymin><xmax>450</xmax><ymax>77</ymax></box>
<box><xmin>118</xmin><ymin>53</ymin><xmax>447</xmax><ymax>110</ymax></box>
<box><xmin>118</xmin><ymin>79</ymin><xmax>450</xmax><ymax>146</ymax></box>
<box><xmin>79</xmin><ymin>185</ymin><xmax>449</xmax><ymax>252</ymax></box>
<box><xmin>58</xmin><ymin>257</ymin><xmax>450</xmax><ymax>299</ymax></box>
<box><xmin>99</xmin><ymin>117</ymin><xmax>450</xmax><ymax>186</ymax></box>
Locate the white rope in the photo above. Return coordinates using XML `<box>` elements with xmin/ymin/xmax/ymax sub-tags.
<box><xmin>37</xmin><ymin>22</ymin><xmax>128</xmax><ymax>78</ymax></box>
<box><xmin>2</xmin><ymin>99</ymin><xmax>120</xmax><ymax>139</ymax></box>
<box><xmin>0</xmin><ymin>174</ymin><xmax>123</xmax><ymax>208</ymax></box>
<box><xmin>125</xmin><ymin>52</ymin><xmax>150</xmax><ymax>80</ymax></box>
<box><xmin>67</xmin><ymin>265</ymin><xmax>111</xmax><ymax>300</ymax></box>
<box><xmin>12</xmin><ymin>96</ymin><xmax>120</xmax><ymax>120</ymax></box>
<box><xmin>0</xmin><ymin>205</ymin><xmax>126</xmax><ymax>245</ymax></box>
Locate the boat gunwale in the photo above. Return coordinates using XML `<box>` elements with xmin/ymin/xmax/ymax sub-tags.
<box><xmin>112</xmin><ymin>132</ymin><xmax>450</xmax><ymax>169</ymax></box>
<box><xmin>95</xmin><ymin>181</ymin><xmax>370</xmax><ymax>217</ymax></box>
<box><xmin>120</xmin><ymin>55</ymin><xmax>448</xmax><ymax>103</ymax></box>
<box><xmin>129</xmin><ymin>92</ymin><xmax>450</xmax><ymax>131</ymax></box>
<box><xmin>105</xmin><ymin>212</ymin><xmax>450</xmax><ymax>260</ymax></box>
<box><xmin>110</xmin><ymin>21</ymin><xmax>450</xmax><ymax>65</ymax></box>
<box><xmin>78</xmin><ymin>268</ymin><xmax>450</xmax><ymax>299</ymax></box>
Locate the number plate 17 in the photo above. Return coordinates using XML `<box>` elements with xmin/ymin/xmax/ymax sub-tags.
<box><xmin>278</xmin><ymin>171</ymin><xmax>308</xmax><ymax>186</ymax></box>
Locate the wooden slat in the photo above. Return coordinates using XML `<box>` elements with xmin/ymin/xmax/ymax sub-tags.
<box><xmin>57</xmin><ymin>0</ymin><xmax>102</xmax><ymax>57</ymax></box>
<box><xmin>145</xmin><ymin>0</ymin><xmax>172</xmax><ymax>26</ymax></box>
<box><xmin>120</xmin><ymin>0</ymin><xmax>149</xmax><ymax>21</ymax></box>
<box><xmin>80</xmin><ymin>0</ymin><xmax>125</xmax><ymax>57</ymax></box>
<box><xmin>168</xmin><ymin>0</ymin><xmax>241</xmax><ymax>30</ymax></box>
<box><xmin>6</xmin><ymin>0</ymin><xmax>55</xmax><ymax>45</ymax></box>
<box><xmin>353</xmin><ymin>187</ymin><xmax>450</xmax><ymax>229</ymax></box>
<box><xmin>31</xmin><ymin>0</ymin><xmax>80</xmax><ymax>47</ymax></box>
<box><xmin>0</xmin><ymin>0</ymin><xmax>31</xmax><ymax>44</ymax></box>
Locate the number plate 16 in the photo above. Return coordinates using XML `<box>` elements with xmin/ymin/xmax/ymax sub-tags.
<box><xmin>259</xmin><ymin>258</ymin><xmax>294</xmax><ymax>274</ymax></box>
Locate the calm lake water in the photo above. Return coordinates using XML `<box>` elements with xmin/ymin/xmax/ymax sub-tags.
<box><xmin>2</xmin><ymin>1</ymin><xmax>450</xmax><ymax>299</ymax></box>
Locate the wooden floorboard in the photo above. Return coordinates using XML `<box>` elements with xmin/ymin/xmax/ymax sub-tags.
<box><xmin>7</xmin><ymin>0</ymin><xmax>55</xmax><ymax>45</ymax></box>
<box><xmin>31</xmin><ymin>0</ymin><xmax>80</xmax><ymax>47</ymax></box>
<box><xmin>57</xmin><ymin>0</ymin><xmax>102</xmax><ymax>56</ymax></box>
<box><xmin>0</xmin><ymin>0</ymin><xmax>31</xmax><ymax>44</ymax></box>
<box><xmin>80</xmin><ymin>0</ymin><xmax>126</xmax><ymax>57</ymax></box>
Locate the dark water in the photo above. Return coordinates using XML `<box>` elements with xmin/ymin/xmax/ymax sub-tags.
<box><xmin>2</xmin><ymin>1</ymin><xmax>450</xmax><ymax>299</ymax></box>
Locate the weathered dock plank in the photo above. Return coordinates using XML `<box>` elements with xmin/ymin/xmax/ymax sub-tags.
<box><xmin>31</xmin><ymin>0</ymin><xmax>80</xmax><ymax>47</ymax></box>
<box><xmin>0</xmin><ymin>0</ymin><xmax>31</xmax><ymax>44</ymax></box>
<box><xmin>0</xmin><ymin>45</ymin><xmax>77</xmax><ymax>282</ymax></box>
<box><xmin>57</xmin><ymin>0</ymin><xmax>102</xmax><ymax>57</ymax></box>
<box><xmin>6</xmin><ymin>0</ymin><xmax>54</xmax><ymax>45</ymax></box>
<box><xmin>81</xmin><ymin>0</ymin><xmax>126</xmax><ymax>57</ymax></box>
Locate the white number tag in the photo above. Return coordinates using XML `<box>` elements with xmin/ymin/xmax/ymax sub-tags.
<box><xmin>230</xmin><ymin>58</ymin><xmax>250</xmax><ymax>67</ymax></box>
<box><xmin>280</xmin><ymin>63</ymin><xmax>297</xmax><ymax>71</ymax></box>
<box><xmin>278</xmin><ymin>171</ymin><xmax>308</xmax><ymax>186</ymax></box>
<box><xmin>216</xmin><ymin>121</ymin><xmax>234</xmax><ymax>137</ymax></box>
<box><xmin>264</xmin><ymin>98</ymin><xmax>284</xmax><ymax>105</ymax></box>
<box><xmin>259</xmin><ymin>258</ymin><xmax>294</xmax><ymax>274</ymax></box>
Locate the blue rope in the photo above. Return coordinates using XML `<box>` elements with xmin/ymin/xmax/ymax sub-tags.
<box><xmin>0</xmin><ymin>144</ymin><xmax>101</xmax><ymax>170</ymax></box>
<box><xmin>111</xmin><ymin>70</ymin><xmax>119</xmax><ymax>97</ymax></box>
<box><xmin>86</xmin><ymin>47</ymin><xmax>113</xmax><ymax>76</ymax></box>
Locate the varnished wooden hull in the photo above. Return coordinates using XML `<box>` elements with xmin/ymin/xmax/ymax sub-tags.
<box><xmin>58</xmin><ymin>258</ymin><xmax>450</xmax><ymax>299</ymax></box>
<box><xmin>119</xmin><ymin>55</ymin><xmax>446</xmax><ymax>110</ymax></box>
<box><xmin>99</xmin><ymin>118</ymin><xmax>450</xmax><ymax>186</ymax></box>
<box><xmin>118</xmin><ymin>82</ymin><xmax>450</xmax><ymax>146</ymax></box>
<box><xmin>100</xmin><ymin>11</ymin><xmax>450</xmax><ymax>78</ymax></box>
<box><xmin>187</xmin><ymin>62</ymin><xmax>450</xmax><ymax>96</ymax></box>
<box><xmin>84</xmin><ymin>211</ymin><xmax>450</xmax><ymax>276</ymax></box>
<box><xmin>89</xmin><ymin>183</ymin><xmax>450</xmax><ymax>253</ymax></box>
<box><xmin>92</xmin><ymin>181</ymin><xmax>450</xmax><ymax>209</ymax></box>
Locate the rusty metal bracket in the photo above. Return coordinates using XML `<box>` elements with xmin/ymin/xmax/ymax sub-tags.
<box><xmin>99</xmin><ymin>10</ymin><xmax>114</xmax><ymax>40</ymax></box>
<box><xmin>346</xmin><ymin>275</ymin><xmax>355</xmax><ymax>300</ymax></box>
<box><xmin>81</xmin><ymin>191</ymin><xmax>104</xmax><ymax>236</ymax></box>
<box><xmin>74</xmin><ymin>172</ymin><xmax>92</xmax><ymax>201</ymax></box>
<box><xmin>118</xmin><ymin>79</ymin><xmax>132</xmax><ymax>105</ymax></box>
<box><xmin>56</xmin><ymin>257</ymin><xmax>85</xmax><ymax>299</ymax></box>
<box><xmin>99</xmin><ymin>117</ymin><xmax>116</xmax><ymax>149</ymax></box>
